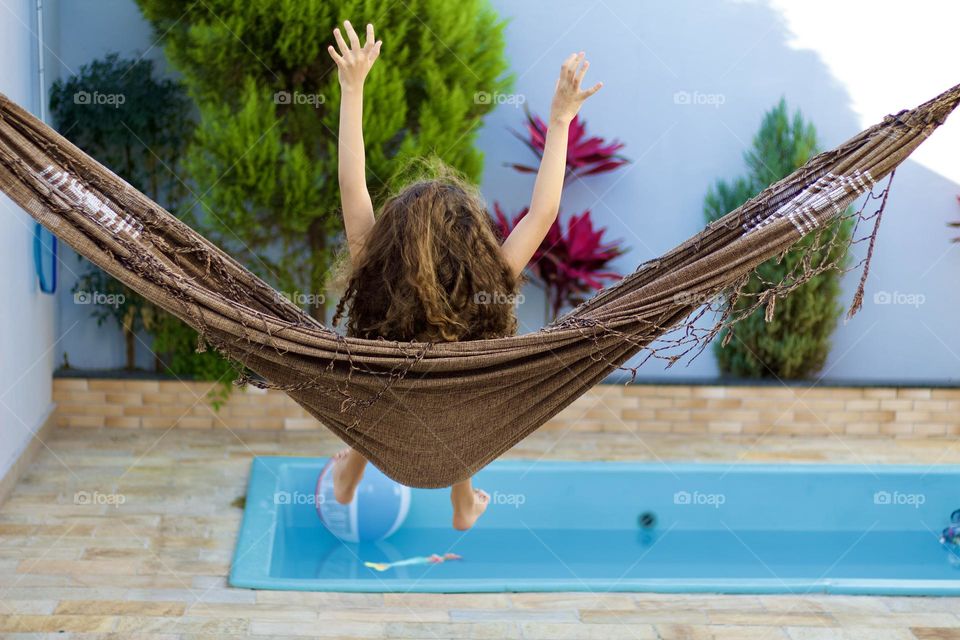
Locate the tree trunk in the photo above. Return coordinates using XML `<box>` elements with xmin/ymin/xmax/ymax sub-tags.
<box><xmin>544</xmin><ymin>286</ymin><xmax>551</xmax><ymax>326</ymax></box>
<box><xmin>306</xmin><ymin>219</ymin><xmax>328</xmax><ymax>322</ymax></box>
<box><xmin>125</xmin><ymin>327</ymin><xmax>136</xmax><ymax>371</ymax></box>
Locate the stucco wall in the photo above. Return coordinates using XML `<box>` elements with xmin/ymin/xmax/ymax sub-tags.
<box><xmin>0</xmin><ymin>0</ymin><xmax>57</xmax><ymax>480</ymax></box>
<box><xmin>479</xmin><ymin>0</ymin><xmax>960</xmax><ymax>382</ymax></box>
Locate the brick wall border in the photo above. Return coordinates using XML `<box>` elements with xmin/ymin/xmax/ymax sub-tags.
<box><xmin>52</xmin><ymin>376</ymin><xmax>960</xmax><ymax>437</ymax></box>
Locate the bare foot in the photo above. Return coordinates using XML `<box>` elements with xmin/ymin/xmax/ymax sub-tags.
<box><xmin>332</xmin><ymin>448</ymin><xmax>366</xmax><ymax>504</ymax></box>
<box><xmin>452</xmin><ymin>488</ymin><xmax>489</xmax><ymax>531</ymax></box>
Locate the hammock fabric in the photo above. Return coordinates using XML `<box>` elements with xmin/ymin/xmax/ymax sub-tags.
<box><xmin>1</xmin><ymin>85</ymin><xmax>958</xmax><ymax>488</ymax></box>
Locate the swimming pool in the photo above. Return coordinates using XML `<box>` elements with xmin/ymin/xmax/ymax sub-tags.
<box><xmin>230</xmin><ymin>457</ymin><xmax>960</xmax><ymax>594</ymax></box>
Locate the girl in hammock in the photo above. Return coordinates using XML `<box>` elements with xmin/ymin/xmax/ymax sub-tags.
<box><xmin>327</xmin><ymin>20</ymin><xmax>602</xmax><ymax>530</ymax></box>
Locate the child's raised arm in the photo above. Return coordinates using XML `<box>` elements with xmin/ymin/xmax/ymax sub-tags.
<box><xmin>501</xmin><ymin>53</ymin><xmax>602</xmax><ymax>278</ymax></box>
<box><xmin>328</xmin><ymin>21</ymin><xmax>382</xmax><ymax>262</ymax></box>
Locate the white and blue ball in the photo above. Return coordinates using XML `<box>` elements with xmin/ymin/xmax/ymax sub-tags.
<box><xmin>315</xmin><ymin>459</ymin><xmax>411</xmax><ymax>543</ymax></box>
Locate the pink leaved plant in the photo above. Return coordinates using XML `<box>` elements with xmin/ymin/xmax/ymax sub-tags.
<box><xmin>493</xmin><ymin>203</ymin><xmax>625</xmax><ymax>319</ymax></box>
<box><xmin>507</xmin><ymin>109</ymin><xmax>629</xmax><ymax>182</ymax></box>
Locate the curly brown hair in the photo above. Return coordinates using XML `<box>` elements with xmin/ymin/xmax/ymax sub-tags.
<box><xmin>332</xmin><ymin>176</ymin><xmax>520</xmax><ymax>343</ymax></box>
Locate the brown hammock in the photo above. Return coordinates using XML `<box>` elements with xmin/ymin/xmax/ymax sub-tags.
<box><xmin>1</xmin><ymin>85</ymin><xmax>958</xmax><ymax>488</ymax></box>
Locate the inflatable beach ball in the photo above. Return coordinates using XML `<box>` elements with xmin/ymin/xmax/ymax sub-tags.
<box><xmin>315</xmin><ymin>459</ymin><xmax>411</xmax><ymax>543</ymax></box>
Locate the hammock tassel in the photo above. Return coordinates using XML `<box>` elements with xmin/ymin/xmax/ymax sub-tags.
<box><xmin>847</xmin><ymin>170</ymin><xmax>896</xmax><ymax>323</ymax></box>
<box><xmin>721</xmin><ymin>327</ymin><xmax>735</xmax><ymax>348</ymax></box>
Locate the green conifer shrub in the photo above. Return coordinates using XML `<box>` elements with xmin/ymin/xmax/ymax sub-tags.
<box><xmin>704</xmin><ymin>99</ymin><xmax>852</xmax><ymax>379</ymax></box>
<box><xmin>136</xmin><ymin>0</ymin><xmax>512</xmax><ymax>318</ymax></box>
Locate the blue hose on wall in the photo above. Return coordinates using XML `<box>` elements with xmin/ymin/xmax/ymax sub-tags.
<box><xmin>33</xmin><ymin>222</ymin><xmax>57</xmax><ymax>294</ymax></box>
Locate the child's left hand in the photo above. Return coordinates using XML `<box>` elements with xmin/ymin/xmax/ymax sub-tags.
<box><xmin>328</xmin><ymin>21</ymin><xmax>382</xmax><ymax>92</ymax></box>
<box><xmin>549</xmin><ymin>52</ymin><xmax>602</xmax><ymax>126</ymax></box>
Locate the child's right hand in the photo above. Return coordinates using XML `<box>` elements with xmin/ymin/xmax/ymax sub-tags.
<box><xmin>328</xmin><ymin>21</ymin><xmax>382</xmax><ymax>92</ymax></box>
<box><xmin>549</xmin><ymin>52</ymin><xmax>602</xmax><ymax>126</ymax></box>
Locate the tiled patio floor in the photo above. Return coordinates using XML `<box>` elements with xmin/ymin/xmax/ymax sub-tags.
<box><xmin>2</xmin><ymin>426</ymin><xmax>960</xmax><ymax>639</ymax></box>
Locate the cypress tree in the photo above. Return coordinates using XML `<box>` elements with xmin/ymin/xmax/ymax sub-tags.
<box><xmin>704</xmin><ymin>99</ymin><xmax>852</xmax><ymax>379</ymax></box>
<box><xmin>136</xmin><ymin>0</ymin><xmax>511</xmax><ymax>318</ymax></box>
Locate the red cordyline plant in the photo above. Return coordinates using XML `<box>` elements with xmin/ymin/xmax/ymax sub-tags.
<box><xmin>493</xmin><ymin>204</ymin><xmax>626</xmax><ymax>320</ymax></box>
<box><xmin>494</xmin><ymin>111</ymin><xmax>629</xmax><ymax>320</ymax></box>
<box><xmin>507</xmin><ymin>110</ymin><xmax>628</xmax><ymax>181</ymax></box>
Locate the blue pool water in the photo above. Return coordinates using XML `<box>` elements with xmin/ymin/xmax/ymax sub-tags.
<box><xmin>230</xmin><ymin>457</ymin><xmax>960</xmax><ymax>594</ymax></box>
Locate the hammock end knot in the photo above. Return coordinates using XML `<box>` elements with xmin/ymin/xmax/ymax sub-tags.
<box><xmin>721</xmin><ymin>328</ymin><xmax>734</xmax><ymax>348</ymax></box>
<box><xmin>846</xmin><ymin>293</ymin><xmax>864</xmax><ymax>324</ymax></box>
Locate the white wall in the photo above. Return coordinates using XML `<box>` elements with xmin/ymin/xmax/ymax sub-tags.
<box><xmin>0</xmin><ymin>0</ymin><xmax>57</xmax><ymax>480</ymax></box>
<box><xmin>478</xmin><ymin>0</ymin><xmax>960</xmax><ymax>383</ymax></box>
<box><xmin>46</xmin><ymin>0</ymin><xmax>960</xmax><ymax>384</ymax></box>
<box><xmin>52</xmin><ymin>0</ymin><xmax>167</xmax><ymax>371</ymax></box>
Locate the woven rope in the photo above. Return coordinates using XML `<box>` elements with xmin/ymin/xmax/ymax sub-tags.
<box><xmin>1</xmin><ymin>83</ymin><xmax>957</xmax><ymax>487</ymax></box>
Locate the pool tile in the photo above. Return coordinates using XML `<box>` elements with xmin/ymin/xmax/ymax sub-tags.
<box><xmin>0</xmin><ymin>614</ymin><xmax>117</xmax><ymax>633</ymax></box>
<box><xmin>450</xmin><ymin>608</ymin><xmax>576</xmax><ymax>622</ymax></box>
<box><xmin>525</xmin><ymin>621</ymin><xmax>658</xmax><ymax>638</ymax></box>
<box><xmin>911</xmin><ymin>629</ymin><xmax>960</xmax><ymax>640</ymax></box>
